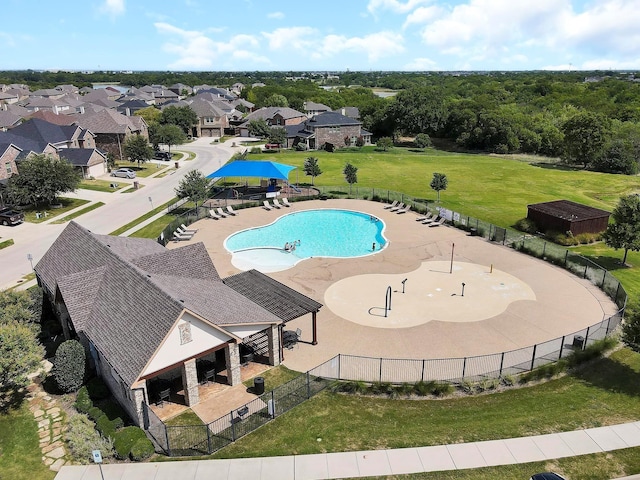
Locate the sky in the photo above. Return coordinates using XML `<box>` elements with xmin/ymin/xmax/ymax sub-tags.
<box><xmin>2</xmin><ymin>0</ymin><xmax>639</xmax><ymax>72</ymax></box>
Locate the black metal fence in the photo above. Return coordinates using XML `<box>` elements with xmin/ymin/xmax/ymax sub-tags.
<box><xmin>144</xmin><ymin>368</ymin><xmax>331</xmax><ymax>456</ymax></box>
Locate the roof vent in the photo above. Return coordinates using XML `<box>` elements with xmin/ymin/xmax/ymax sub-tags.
<box><xmin>180</xmin><ymin>299</ymin><xmax>185</xmax><ymax>303</ymax></box>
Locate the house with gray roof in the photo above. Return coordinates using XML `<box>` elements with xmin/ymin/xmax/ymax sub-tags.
<box><xmin>0</xmin><ymin>110</ymin><xmax>22</xmax><ymax>131</ymax></box>
<box><xmin>237</xmin><ymin>107</ymin><xmax>307</xmax><ymax>137</ymax></box>
<box><xmin>35</xmin><ymin>222</ymin><xmax>321</xmax><ymax>427</ymax></box>
<box><xmin>286</xmin><ymin>111</ymin><xmax>371</xmax><ymax>150</ymax></box>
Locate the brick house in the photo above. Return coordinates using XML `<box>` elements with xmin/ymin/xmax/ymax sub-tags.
<box><xmin>286</xmin><ymin>111</ymin><xmax>372</xmax><ymax>150</ymax></box>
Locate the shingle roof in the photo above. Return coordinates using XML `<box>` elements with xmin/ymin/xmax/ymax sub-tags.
<box><xmin>527</xmin><ymin>200</ymin><xmax>611</xmax><ymax>221</ymax></box>
<box><xmin>0</xmin><ymin>111</ymin><xmax>21</xmax><ymax>129</ymax></box>
<box><xmin>58</xmin><ymin>148</ymin><xmax>105</xmax><ymax>167</ymax></box>
<box><xmin>35</xmin><ymin>222</ymin><xmax>286</xmax><ymax>386</ymax></box>
<box><xmin>307</xmin><ymin>111</ymin><xmax>361</xmax><ymax>127</ymax></box>
<box><xmin>244</xmin><ymin>107</ymin><xmax>306</xmax><ymax>122</ymax></box>
<box><xmin>223</xmin><ymin>269</ymin><xmax>322</xmax><ymax>322</ymax></box>
<box><xmin>7</xmin><ymin>118</ymin><xmax>79</xmax><ymax>147</ymax></box>
<box><xmin>73</xmin><ymin>109</ymin><xmax>136</xmax><ymax>134</ymax></box>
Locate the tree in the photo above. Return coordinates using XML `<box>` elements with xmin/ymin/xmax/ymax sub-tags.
<box><xmin>159</xmin><ymin>105</ymin><xmax>198</xmax><ymax>136</ymax></box>
<box><xmin>430</xmin><ymin>172</ymin><xmax>448</xmax><ymax>202</ymax></box>
<box><xmin>343</xmin><ymin>163</ymin><xmax>358</xmax><ymax>194</ymax></box>
<box><xmin>0</xmin><ymin>322</ymin><xmax>44</xmax><ymax>409</ymax></box>
<box><xmin>52</xmin><ymin>339</ymin><xmax>86</xmax><ymax>393</ymax></box>
<box><xmin>134</xmin><ymin>106</ymin><xmax>161</xmax><ymax>127</ymax></box>
<box><xmin>247</xmin><ymin>118</ymin><xmax>272</xmax><ymax>138</ymax></box>
<box><xmin>602</xmin><ymin>194</ymin><xmax>640</xmax><ymax>265</ymax></box>
<box><xmin>268</xmin><ymin>127</ymin><xmax>287</xmax><ymax>146</ymax></box>
<box><xmin>561</xmin><ymin>111</ymin><xmax>610</xmax><ymax>167</ymax></box>
<box><xmin>0</xmin><ymin>290</ymin><xmax>38</xmax><ymax>326</ymax></box>
<box><xmin>152</xmin><ymin>124</ymin><xmax>186</xmax><ymax>153</ymax></box>
<box><xmin>414</xmin><ymin>133</ymin><xmax>432</xmax><ymax>149</ymax></box>
<box><xmin>621</xmin><ymin>302</ymin><xmax>640</xmax><ymax>353</ymax></box>
<box><xmin>6</xmin><ymin>154</ymin><xmax>80</xmax><ymax>207</ymax></box>
<box><xmin>123</xmin><ymin>134</ymin><xmax>154</xmax><ymax>166</ymax></box>
<box><xmin>264</xmin><ymin>94</ymin><xmax>289</xmax><ymax>107</ymax></box>
<box><xmin>376</xmin><ymin>137</ymin><xmax>393</xmax><ymax>151</ymax></box>
<box><xmin>175</xmin><ymin>169</ymin><xmax>210</xmax><ymax>209</ymax></box>
<box><xmin>303</xmin><ymin>157</ymin><xmax>322</xmax><ymax>185</ymax></box>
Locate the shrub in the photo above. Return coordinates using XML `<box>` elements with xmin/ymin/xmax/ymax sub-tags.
<box><xmin>431</xmin><ymin>382</ymin><xmax>453</xmax><ymax>396</ymax></box>
<box><xmin>52</xmin><ymin>339</ymin><xmax>85</xmax><ymax>393</ymax></box>
<box><xmin>413</xmin><ymin>380</ymin><xmax>431</xmax><ymax>396</ymax></box>
<box><xmin>65</xmin><ymin>413</ymin><xmax>113</xmax><ymax>464</ymax></box>
<box><xmin>500</xmin><ymin>375</ymin><xmax>515</xmax><ymax>387</ymax></box>
<box><xmin>250</xmin><ymin>147</ymin><xmax>262</xmax><ymax>154</ymax></box>
<box><xmin>88</xmin><ymin>406</ymin><xmax>103</xmax><ymax>422</ymax></box>
<box><xmin>514</xmin><ymin>218</ymin><xmax>538</xmax><ymax>234</ymax></box>
<box><xmin>130</xmin><ymin>437</ymin><xmax>155</xmax><ymax>461</ymax></box>
<box><xmin>86</xmin><ymin>376</ymin><xmax>110</xmax><ymax>400</ymax></box>
<box><xmin>74</xmin><ymin>386</ymin><xmax>93</xmax><ymax>414</ymax></box>
<box><xmin>460</xmin><ymin>380</ymin><xmax>477</xmax><ymax>394</ymax></box>
<box><xmin>96</xmin><ymin>415</ymin><xmax>117</xmax><ymax>439</ymax></box>
<box><xmin>565</xmin><ymin>337</ymin><xmax>617</xmax><ymax>368</ymax></box>
<box><xmin>369</xmin><ymin>382</ymin><xmax>393</xmax><ymax>396</ymax></box>
<box><xmin>113</xmin><ymin>426</ymin><xmax>147</xmax><ymax>459</ymax></box>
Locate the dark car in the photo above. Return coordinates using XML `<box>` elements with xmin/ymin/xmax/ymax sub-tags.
<box><xmin>0</xmin><ymin>206</ymin><xmax>25</xmax><ymax>226</ymax></box>
<box><xmin>154</xmin><ymin>150</ymin><xmax>171</xmax><ymax>160</ymax></box>
<box><xmin>531</xmin><ymin>473</ymin><xmax>566</xmax><ymax>480</ymax></box>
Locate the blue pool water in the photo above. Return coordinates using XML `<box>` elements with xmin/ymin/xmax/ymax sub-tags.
<box><xmin>225</xmin><ymin>209</ymin><xmax>387</xmax><ymax>260</ymax></box>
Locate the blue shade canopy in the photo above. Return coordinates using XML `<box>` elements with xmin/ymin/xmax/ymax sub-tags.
<box><xmin>206</xmin><ymin>160</ymin><xmax>296</xmax><ymax>180</ymax></box>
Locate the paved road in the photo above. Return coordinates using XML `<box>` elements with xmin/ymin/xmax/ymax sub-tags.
<box><xmin>0</xmin><ymin>137</ymin><xmax>240</xmax><ymax>290</ymax></box>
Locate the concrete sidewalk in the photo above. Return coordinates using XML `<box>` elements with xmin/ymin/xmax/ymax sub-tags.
<box><xmin>54</xmin><ymin>421</ymin><xmax>640</xmax><ymax>479</ymax></box>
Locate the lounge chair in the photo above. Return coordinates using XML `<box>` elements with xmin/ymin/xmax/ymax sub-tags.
<box><xmin>226</xmin><ymin>205</ymin><xmax>237</xmax><ymax>215</ymax></box>
<box><xmin>273</xmin><ymin>198</ymin><xmax>284</xmax><ymax>208</ymax></box>
<box><xmin>429</xmin><ymin>217</ymin><xmax>446</xmax><ymax>227</ymax></box>
<box><xmin>422</xmin><ymin>216</ymin><xmax>436</xmax><ymax>224</ymax></box>
<box><xmin>282</xmin><ymin>197</ymin><xmax>291</xmax><ymax>207</ymax></box>
<box><xmin>209</xmin><ymin>209</ymin><xmax>221</xmax><ymax>220</ymax></box>
<box><xmin>262</xmin><ymin>200</ymin><xmax>273</xmax><ymax>211</ymax></box>
<box><xmin>390</xmin><ymin>202</ymin><xmax>404</xmax><ymax>212</ymax></box>
<box><xmin>396</xmin><ymin>204</ymin><xmax>411</xmax><ymax>214</ymax></box>
<box><xmin>216</xmin><ymin>207</ymin><xmax>229</xmax><ymax>218</ymax></box>
<box><xmin>383</xmin><ymin>200</ymin><xmax>398</xmax><ymax>210</ymax></box>
<box><xmin>416</xmin><ymin>213</ymin><xmax>433</xmax><ymax>222</ymax></box>
<box><xmin>180</xmin><ymin>223</ymin><xmax>197</xmax><ymax>234</ymax></box>
<box><xmin>176</xmin><ymin>227</ymin><xmax>195</xmax><ymax>238</ymax></box>
<box><xmin>173</xmin><ymin>232</ymin><xmax>193</xmax><ymax>241</ymax></box>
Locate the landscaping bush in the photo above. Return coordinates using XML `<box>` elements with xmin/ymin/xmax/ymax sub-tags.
<box><xmin>113</xmin><ymin>426</ymin><xmax>147</xmax><ymax>459</ymax></box>
<box><xmin>514</xmin><ymin>217</ymin><xmax>538</xmax><ymax>234</ymax></box>
<box><xmin>88</xmin><ymin>406</ymin><xmax>103</xmax><ymax>422</ymax></box>
<box><xmin>86</xmin><ymin>376</ymin><xmax>110</xmax><ymax>400</ymax></box>
<box><xmin>130</xmin><ymin>437</ymin><xmax>155</xmax><ymax>461</ymax></box>
<box><xmin>51</xmin><ymin>339</ymin><xmax>85</xmax><ymax>393</ymax></box>
<box><xmin>74</xmin><ymin>386</ymin><xmax>93</xmax><ymax>414</ymax></box>
<box><xmin>413</xmin><ymin>380</ymin><xmax>433</xmax><ymax>396</ymax></box>
<box><xmin>65</xmin><ymin>413</ymin><xmax>114</xmax><ymax>464</ymax></box>
<box><xmin>565</xmin><ymin>337</ymin><xmax>617</xmax><ymax>368</ymax></box>
<box><xmin>431</xmin><ymin>382</ymin><xmax>453</xmax><ymax>396</ymax></box>
<box><xmin>96</xmin><ymin>414</ymin><xmax>117</xmax><ymax>439</ymax></box>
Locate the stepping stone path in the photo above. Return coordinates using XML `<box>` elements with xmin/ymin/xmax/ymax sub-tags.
<box><xmin>26</xmin><ymin>361</ymin><xmax>69</xmax><ymax>472</ymax></box>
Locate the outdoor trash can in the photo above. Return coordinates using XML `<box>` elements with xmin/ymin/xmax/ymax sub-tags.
<box><xmin>573</xmin><ymin>335</ymin><xmax>584</xmax><ymax>349</ymax></box>
<box><xmin>254</xmin><ymin>376</ymin><xmax>265</xmax><ymax>395</ymax></box>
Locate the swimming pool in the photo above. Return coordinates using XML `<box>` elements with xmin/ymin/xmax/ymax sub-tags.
<box><xmin>225</xmin><ymin>209</ymin><xmax>387</xmax><ymax>272</ymax></box>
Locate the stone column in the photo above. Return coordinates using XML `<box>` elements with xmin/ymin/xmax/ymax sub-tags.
<box><xmin>132</xmin><ymin>387</ymin><xmax>147</xmax><ymax>427</ymax></box>
<box><xmin>226</xmin><ymin>343</ymin><xmax>242</xmax><ymax>386</ymax></box>
<box><xmin>268</xmin><ymin>324</ymin><xmax>281</xmax><ymax>366</ymax></box>
<box><xmin>181</xmin><ymin>358</ymin><xmax>199</xmax><ymax>406</ymax></box>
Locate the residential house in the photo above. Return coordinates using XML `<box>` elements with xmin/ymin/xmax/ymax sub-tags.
<box><xmin>0</xmin><ymin>111</ymin><xmax>22</xmax><ymax>131</ymax></box>
<box><xmin>188</xmin><ymin>97</ymin><xmax>229</xmax><ymax>137</ymax></box>
<box><xmin>303</xmin><ymin>101</ymin><xmax>331</xmax><ymax>118</ymax></box>
<box><xmin>29</xmin><ymin>88</ymin><xmax>66</xmax><ymax>101</ymax></box>
<box><xmin>168</xmin><ymin>83</ymin><xmax>193</xmax><ymax>97</ymax></box>
<box><xmin>0</xmin><ymin>143</ymin><xmax>21</xmax><ymax>204</ymax></box>
<box><xmin>35</xmin><ymin>222</ymin><xmax>321</xmax><ymax>427</ymax></box>
<box><xmin>237</xmin><ymin>107</ymin><xmax>307</xmax><ymax>137</ymax></box>
<box><xmin>58</xmin><ymin>148</ymin><xmax>107</xmax><ymax>179</ymax></box>
<box><xmin>286</xmin><ymin>111</ymin><xmax>372</xmax><ymax>150</ymax></box>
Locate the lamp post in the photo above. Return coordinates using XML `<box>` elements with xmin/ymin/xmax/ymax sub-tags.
<box><xmin>401</xmin><ymin>278</ymin><xmax>408</xmax><ymax>294</ymax></box>
<box><xmin>148</xmin><ymin>196</ymin><xmax>153</xmax><ymax>209</ymax></box>
<box><xmin>27</xmin><ymin>253</ymin><xmax>33</xmax><ymax>271</ymax></box>
<box><xmin>461</xmin><ymin>282</ymin><xmax>466</xmax><ymax>297</ymax></box>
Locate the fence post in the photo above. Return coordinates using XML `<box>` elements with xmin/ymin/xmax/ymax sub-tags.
<box><xmin>583</xmin><ymin>263</ymin><xmax>588</xmax><ymax>279</ymax></box>
<box><xmin>530</xmin><ymin>344</ymin><xmax>537</xmax><ymax>371</ymax></box>
<box><xmin>559</xmin><ymin>335</ymin><xmax>565</xmax><ymax>359</ymax></box>
<box><xmin>421</xmin><ymin>359</ymin><xmax>426</xmax><ymax>382</ymax></box>
<box><xmin>230</xmin><ymin>412</ymin><xmax>236</xmax><ymax>442</ymax></box>
<box><xmin>601</xmin><ymin>270</ymin><xmax>607</xmax><ymax>288</ymax></box>
<box><xmin>271</xmin><ymin>390</ymin><xmax>275</xmax><ymax>418</ymax></box>
<box><xmin>165</xmin><ymin>426</ymin><xmax>171</xmax><ymax>457</ymax></box>
<box><xmin>379</xmin><ymin>357</ymin><xmax>383</xmax><ymax>382</ymax></box>
<box><xmin>307</xmin><ymin>372</ymin><xmax>311</xmax><ymax>399</ymax></box>
<box><xmin>564</xmin><ymin>250</ymin><xmax>568</xmax><ymax>266</ymax></box>
<box><xmin>542</xmin><ymin>242</ymin><xmax>546</xmax><ymax>257</ymax></box>
<box><xmin>584</xmin><ymin>326</ymin><xmax>590</xmax><ymax>348</ymax></box>
<box><xmin>462</xmin><ymin>357</ymin><xmax>467</xmax><ymax>380</ymax></box>
<box><xmin>499</xmin><ymin>352</ymin><xmax>504</xmax><ymax>376</ymax></box>
<box><xmin>338</xmin><ymin>354</ymin><xmax>341</xmax><ymax>380</ymax></box>
<box><xmin>206</xmin><ymin>424</ymin><xmax>212</xmax><ymax>454</ymax></box>
<box><xmin>606</xmin><ymin>316</ymin><xmax>612</xmax><ymax>336</ymax></box>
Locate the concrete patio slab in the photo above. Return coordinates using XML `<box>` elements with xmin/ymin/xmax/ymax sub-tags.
<box><xmin>557</xmin><ymin>430</ymin><xmax>602</xmax><ymax>455</ymax></box>
<box><xmin>446</xmin><ymin>443</ymin><xmax>487</xmax><ymax>469</ymax></box>
<box><xmin>475</xmin><ymin>439</ymin><xmax>517</xmax><ymax>466</ymax></box>
<box><xmin>415</xmin><ymin>445</ymin><xmax>456</xmax><ymax>471</ymax></box>
<box><xmin>386</xmin><ymin>447</ymin><xmax>426</xmax><ymax>475</ymax></box>
<box><xmin>504</xmin><ymin>436</ymin><xmax>547</xmax><ymax>463</ymax></box>
<box><xmin>294</xmin><ymin>453</ymin><xmax>330</xmax><ymax>480</ymax></box>
<box><xmin>354</xmin><ymin>449</ymin><xmax>393</xmax><ymax>477</ymax></box>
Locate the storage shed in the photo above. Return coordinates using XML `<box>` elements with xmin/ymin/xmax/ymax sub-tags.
<box><xmin>526</xmin><ymin>200</ymin><xmax>610</xmax><ymax>235</ymax></box>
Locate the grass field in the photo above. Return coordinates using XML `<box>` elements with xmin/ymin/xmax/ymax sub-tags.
<box><xmin>51</xmin><ymin>201</ymin><xmax>104</xmax><ymax>224</ymax></box>
<box><xmin>22</xmin><ymin>197</ymin><xmax>90</xmax><ymax>223</ymax></box>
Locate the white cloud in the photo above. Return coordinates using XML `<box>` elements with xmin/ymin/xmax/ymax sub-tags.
<box><xmin>99</xmin><ymin>0</ymin><xmax>125</xmax><ymax>16</ymax></box>
<box><xmin>262</xmin><ymin>27</ymin><xmax>317</xmax><ymax>51</ymax></box>
<box><xmin>367</xmin><ymin>0</ymin><xmax>431</xmax><ymax>15</ymax></box>
<box><xmin>403</xmin><ymin>6</ymin><xmax>444</xmax><ymax>28</ymax></box>
<box><xmin>313</xmin><ymin>31</ymin><xmax>405</xmax><ymax>62</ymax></box>
<box><xmin>404</xmin><ymin>57</ymin><xmax>438</xmax><ymax>70</ymax></box>
<box><xmin>155</xmin><ymin>23</ymin><xmax>262</xmax><ymax>69</ymax></box>
<box><xmin>267</xmin><ymin>11</ymin><xmax>284</xmax><ymax>19</ymax></box>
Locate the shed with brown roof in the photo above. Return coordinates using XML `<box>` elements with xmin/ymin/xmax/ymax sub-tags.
<box><xmin>526</xmin><ymin>200</ymin><xmax>611</xmax><ymax>235</ymax></box>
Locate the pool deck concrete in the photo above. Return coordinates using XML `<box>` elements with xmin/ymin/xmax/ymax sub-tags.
<box><xmin>168</xmin><ymin>199</ymin><xmax>617</xmax><ymax>373</ymax></box>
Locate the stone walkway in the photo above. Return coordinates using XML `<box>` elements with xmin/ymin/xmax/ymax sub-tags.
<box><xmin>26</xmin><ymin>361</ymin><xmax>69</xmax><ymax>472</ymax></box>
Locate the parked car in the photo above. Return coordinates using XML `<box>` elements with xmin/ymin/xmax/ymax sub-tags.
<box><xmin>0</xmin><ymin>206</ymin><xmax>25</xmax><ymax>226</ymax></box>
<box><xmin>531</xmin><ymin>473</ymin><xmax>566</xmax><ymax>480</ymax></box>
<box><xmin>111</xmin><ymin>168</ymin><xmax>136</xmax><ymax>179</ymax></box>
<box><xmin>154</xmin><ymin>150</ymin><xmax>171</xmax><ymax>160</ymax></box>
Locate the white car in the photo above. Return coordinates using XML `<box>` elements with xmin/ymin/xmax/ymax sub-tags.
<box><xmin>111</xmin><ymin>168</ymin><xmax>136</xmax><ymax>179</ymax></box>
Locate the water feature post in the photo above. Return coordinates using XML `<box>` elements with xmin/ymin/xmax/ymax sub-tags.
<box><xmin>450</xmin><ymin>243</ymin><xmax>455</xmax><ymax>274</ymax></box>
<box><xmin>401</xmin><ymin>278</ymin><xmax>408</xmax><ymax>294</ymax></box>
<box><xmin>384</xmin><ymin>286</ymin><xmax>392</xmax><ymax>317</ymax></box>
<box><xmin>461</xmin><ymin>282</ymin><xmax>465</xmax><ymax>297</ymax></box>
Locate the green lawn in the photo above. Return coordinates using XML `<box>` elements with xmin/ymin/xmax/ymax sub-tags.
<box><xmin>51</xmin><ymin>202</ymin><xmax>104</xmax><ymax>224</ymax></box>
<box><xmin>114</xmin><ymin>161</ymin><xmax>165</xmax><ymax>178</ymax></box>
<box><xmin>109</xmin><ymin>198</ymin><xmax>178</xmax><ymax>236</ymax></box>
<box><xmin>129</xmin><ymin>214</ymin><xmax>178</xmax><ymax>238</ymax></box>
<box><xmin>0</xmin><ymin>404</ymin><xmax>55</xmax><ymax>480</ymax></box>
<box><xmin>78</xmin><ymin>178</ymin><xmax>121</xmax><ymax>192</ymax></box>
<box><xmin>22</xmin><ymin>198</ymin><xmax>90</xmax><ymax>223</ymax></box>
<box><xmin>0</xmin><ymin>238</ymin><xmax>14</xmax><ymax>249</ymax></box>
<box><xmin>216</xmin><ymin>348</ymin><xmax>640</xmax><ymax>459</ymax></box>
